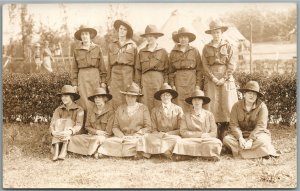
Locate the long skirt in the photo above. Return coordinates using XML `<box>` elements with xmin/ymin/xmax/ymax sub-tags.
<box><xmin>223</xmin><ymin>133</ymin><xmax>279</xmax><ymax>159</ymax></box>
<box><xmin>42</xmin><ymin>56</ymin><xmax>53</xmax><ymax>72</ymax></box>
<box><xmin>141</xmin><ymin>71</ymin><xmax>164</xmax><ymax>111</ymax></box>
<box><xmin>203</xmin><ymin>65</ymin><xmax>238</xmax><ymax>122</ymax></box>
<box><xmin>67</xmin><ymin>134</ymin><xmax>108</xmax><ymax>156</ymax></box>
<box><xmin>174</xmin><ymin>70</ymin><xmax>195</xmax><ymax>112</ymax></box>
<box><xmin>173</xmin><ymin>137</ymin><xmax>222</xmax><ymax>158</ymax></box>
<box><xmin>109</xmin><ymin>65</ymin><xmax>134</xmax><ymax>110</ymax></box>
<box><xmin>136</xmin><ymin>132</ymin><xmax>181</xmax><ymax>154</ymax></box>
<box><xmin>77</xmin><ymin>68</ymin><xmax>100</xmax><ymax>111</ymax></box>
<box><xmin>98</xmin><ymin>136</ymin><xmax>141</xmax><ymax>157</ymax></box>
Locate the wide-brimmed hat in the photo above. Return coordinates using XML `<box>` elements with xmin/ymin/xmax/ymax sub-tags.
<box><xmin>57</xmin><ymin>85</ymin><xmax>80</xmax><ymax>101</ymax></box>
<box><xmin>205</xmin><ymin>20</ymin><xmax>228</xmax><ymax>34</ymax></box>
<box><xmin>154</xmin><ymin>84</ymin><xmax>178</xmax><ymax>101</ymax></box>
<box><xmin>74</xmin><ymin>25</ymin><xmax>97</xmax><ymax>41</ymax></box>
<box><xmin>114</xmin><ymin>19</ymin><xmax>133</xmax><ymax>39</ymax></box>
<box><xmin>238</xmin><ymin>81</ymin><xmax>264</xmax><ymax>97</ymax></box>
<box><xmin>140</xmin><ymin>25</ymin><xmax>164</xmax><ymax>38</ymax></box>
<box><xmin>173</xmin><ymin>27</ymin><xmax>196</xmax><ymax>43</ymax></box>
<box><xmin>185</xmin><ymin>89</ymin><xmax>211</xmax><ymax>105</ymax></box>
<box><xmin>88</xmin><ymin>87</ymin><xmax>112</xmax><ymax>102</ymax></box>
<box><xmin>120</xmin><ymin>82</ymin><xmax>143</xmax><ymax>96</ymax></box>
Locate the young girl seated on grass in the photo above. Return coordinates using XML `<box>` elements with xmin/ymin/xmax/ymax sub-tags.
<box><xmin>50</xmin><ymin>85</ymin><xmax>84</xmax><ymax>161</ymax></box>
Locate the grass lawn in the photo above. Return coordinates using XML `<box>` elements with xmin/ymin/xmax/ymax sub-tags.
<box><xmin>3</xmin><ymin>123</ymin><xmax>297</xmax><ymax>188</ymax></box>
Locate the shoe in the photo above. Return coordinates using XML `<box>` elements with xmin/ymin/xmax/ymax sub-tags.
<box><xmin>133</xmin><ymin>152</ymin><xmax>143</xmax><ymax>160</ymax></box>
<box><xmin>163</xmin><ymin>151</ymin><xmax>173</xmax><ymax>160</ymax></box>
<box><xmin>52</xmin><ymin>155</ymin><xmax>59</xmax><ymax>161</ymax></box>
<box><xmin>94</xmin><ymin>153</ymin><xmax>104</xmax><ymax>159</ymax></box>
<box><xmin>202</xmin><ymin>156</ymin><xmax>220</xmax><ymax>162</ymax></box>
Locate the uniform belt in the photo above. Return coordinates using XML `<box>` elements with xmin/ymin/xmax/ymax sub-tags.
<box><xmin>143</xmin><ymin>69</ymin><xmax>163</xmax><ymax>74</ymax></box>
<box><xmin>176</xmin><ymin>68</ymin><xmax>195</xmax><ymax>71</ymax></box>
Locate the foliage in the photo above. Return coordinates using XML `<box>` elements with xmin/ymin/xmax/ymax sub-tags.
<box><xmin>3</xmin><ymin>72</ymin><xmax>71</xmax><ymax>123</ymax></box>
<box><xmin>234</xmin><ymin>71</ymin><xmax>296</xmax><ymax>126</ymax></box>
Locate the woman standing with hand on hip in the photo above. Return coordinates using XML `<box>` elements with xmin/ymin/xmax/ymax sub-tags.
<box><xmin>71</xmin><ymin>25</ymin><xmax>107</xmax><ymax>113</ymax></box>
<box><xmin>169</xmin><ymin>27</ymin><xmax>203</xmax><ymax>113</ymax></box>
<box><xmin>202</xmin><ymin>20</ymin><xmax>238</xmax><ymax>140</ymax></box>
<box><xmin>107</xmin><ymin>20</ymin><xmax>138</xmax><ymax>110</ymax></box>
<box><xmin>136</xmin><ymin>25</ymin><xmax>169</xmax><ymax>111</ymax></box>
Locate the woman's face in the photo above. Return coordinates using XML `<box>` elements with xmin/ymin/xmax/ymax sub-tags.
<box><xmin>118</xmin><ymin>25</ymin><xmax>128</xmax><ymax>38</ymax></box>
<box><xmin>145</xmin><ymin>35</ymin><xmax>157</xmax><ymax>45</ymax></box>
<box><xmin>160</xmin><ymin>92</ymin><xmax>172</xmax><ymax>104</ymax></box>
<box><xmin>211</xmin><ymin>29</ymin><xmax>222</xmax><ymax>42</ymax></box>
<box><xmin>61</xmin><ymin>94</ymin><xmax>73</xmax><ymax>105</ymax></box>
<box><xmin>125</xmin><ymin>94</ymin><xmax>137</xmax><ymax>105</ymax></box>
<box><xmin>244</xmin><ymin>91</ymin><xmax>257</xmax><ymax>104</ymax></box>
<box><xmin>192</xmin><ymin>98</ymin><xmax>203</xmax><ymax>109</ymax></box>
<box><xmin>81</xmin><ymin>31</ymin><xmax>91</xmax><ymax>44</ymax></box>
<box><xmin>94</xmin><ymin>95</ymin><xmax>107</xmax><ymax>107</ymax></box>
<box><xmin>179</xmin><ymin>35</ymin><xmax>189</xmax><ymax>46</ymax></box>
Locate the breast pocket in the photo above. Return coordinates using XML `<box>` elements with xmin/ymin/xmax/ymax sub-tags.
<box><xmin>219</xmin><ymin>46</ymin><xmax>229</xmax><ymax>63</ymax></box>
<box><xmin>76</xmin><ymin>56</ymin><xmax>86</xmax><ymax>67</ymax></box>
<box><xmin>204</xmin><ymin>49</ymin><xmax>215</xmax><ymax>65</ymax></box>
<box><xmin>170</xmin><ymin>55</ymin><xmax>182</xmax><ymax>69</ymax></box>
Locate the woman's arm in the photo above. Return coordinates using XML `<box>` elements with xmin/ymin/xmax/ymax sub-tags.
<box><xmin>180</xmin><ymin>114</ymin><xmax>202</xmax><ymax>138</ymax></box>
<box><xmin>229</xmin><ymin>102</ymin><xmax>243</xmax><ymax>139</ymax></box>
<box><xmin>249</xmin><ymin>102</ymin><xmax>268</xmax><ymax>141</ymax></box>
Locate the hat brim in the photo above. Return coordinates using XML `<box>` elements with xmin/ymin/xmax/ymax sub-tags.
<box><xmin>74</xmin><ymin>28</ymin><xmax>97</xmax><ymax>41</ymax></box>
<box><xmin>185</xmin><ymin>96</ymin><xmax>211</xmax><ymax>105</ymax></box>
<box><xmin>120</xmin><ymin>91</ymin><xmax>143</xmax><ymax>96</ymax></box>
<box><xmin>205</xmin><ymin>26</ymin><xmax>228</xmax><ymax>34</ymax></box>
<box><xmin>88</xmin><ymin>94</ymin><xmax>113</xmax><ymax>102</ymax></box>
<box><xmin>140</xmin><ymin>33</ymin><xmax>164</xmax><ymax>38</ymax></box>
<box><xmin>114</xmin><ymin>20</ymin><xmax>133</xmax><ymax>39</ymax></box>
<box><xmin>57</xmin><ymin>93</ymin><xmax>80</xmax><ymax>101</ymax></box>
<box><xmin>154</xmin><ymin>89</ymin><xmax>178</xmax><ymax>101</ymax></box>
<box><xmin>238</xmin><ymin>89</ymin><xmax>264</xmax><ymax>97</ymax></box>
<box><xmin>173</xmin><ymin>32</ymin><xmax>196</xmax><ymax>43</ymax></box>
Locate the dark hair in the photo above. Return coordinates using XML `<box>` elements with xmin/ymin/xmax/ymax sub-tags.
<box><xmin>61</xmin><ymin>94</ymin><xmax>75</xmax><ymax>102</ymax></box>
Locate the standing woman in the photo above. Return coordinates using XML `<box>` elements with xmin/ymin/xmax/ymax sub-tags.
<box><xmin>202</xmin><ymin>19</ymin><xmax>238</xmax><ymax>140</ymax></box>
<box><xmin>71</xmin><ymin>25</ymin><xmax>107</xmax><ymax>112</ymax></box>
<box><xmin>173</xmin><ymin>89</ymin><xmax>222</xmax><ymax>161</ymax></box>
<box><xmin>223</xmin><ymin>81</ymin><xmax>279</xmax><ymax>159</ymax></box>
<box><xmin>98</xmin><ymin>82</ymin><xmax>152</xmax><ymax>158</ymax></box>
<box><xmin>169</xmin><ymin>27</ymin><xmax>203</xmax><ymax>112</ymax></box>
<box><xmin>33</xmin><ymin>43</ymin><xmax>42</xmax><ymax>71</ymax></box>
<box><xmin>136</xmin><ymin>25</ymin><xmax>169</xmax><ymax>111</ymax></box>
<box><xmin>107</xmin><ymin>20</ymin><xmax>137</xmax><ymax>110</ymax></box>
<box><xmin>41</xmin><ymin>40</ymin><xmax>55</xmax><ymax>73</ymax></box>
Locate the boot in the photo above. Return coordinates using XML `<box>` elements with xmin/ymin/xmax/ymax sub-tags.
<box><xmin>52</xmin><ymin>143</ymin><xmax>59</xmax><ymax>161</ymax></box>
<box><xmin>58</xmin><ymin>142</ymin><xmax>68</xmax><ymax>160</ymax></box>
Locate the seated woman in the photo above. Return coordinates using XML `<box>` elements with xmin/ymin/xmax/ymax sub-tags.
<box><xmin>98</xmin><ymin>82</ymin><xmax>152</xmax><ymax>158</ymax></box>
<box><xmin>50</xmin><ymin>85</ymin><xmax>84</xmax><ymax>161</ymax></box>
<box><xmin>67</xmin><ymin>87</ymin><xmax>114</xmax><ymax>159</ymax></box>
<box><xmin>136</xmin><ymin>84</ymin><xmax>183</xmax><ymax>159</ymax></box>
<box><xmin>223</xmin><ymin>81</ymin><xmax>279</xmax><ymax>159</ymax></box>
<box><xmin>173</xmin><ymin>89</ymin><xmax>222</xmax><ymax>161</ymax></box>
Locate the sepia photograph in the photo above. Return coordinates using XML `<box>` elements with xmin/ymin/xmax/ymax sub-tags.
<box><xmin>2</xmin><ymin>2</ymin><xmax>297</xmax><ymax>188</ymax></box>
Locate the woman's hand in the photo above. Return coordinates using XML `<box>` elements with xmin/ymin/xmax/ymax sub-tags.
<box><xmin>239</xmin><ymin>137</ymin><xmax>247</xmax><ymax>149</ymax></box>
<box><xmin>101</xmin><ymin>83</ymin><xmax>106</xmax><ymax>88</ymax></box>
<box><xmin>172</xmin><ymin>86</ymin><xmax>176</xmax><ymax>91</ymax></box>
<box><xmin>244</xmin><ymin>139</ymin><xmax>253</xmax><ymax>149</ymax></box>
<box><xmin>73</xmin><ymin>86</ymin><xmax>78</xmax><ymax>93</ymax></box>
<box><xmin>216</xmin><ymin>78</ymin><xmax>225</xmax><ymax>86</ymax></box>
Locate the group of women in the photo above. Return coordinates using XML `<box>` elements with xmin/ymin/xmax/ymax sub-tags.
<box><xmin>49</xmin><ymin>19</ymin><xmax>279</xmax><ymax>161</ymax></box>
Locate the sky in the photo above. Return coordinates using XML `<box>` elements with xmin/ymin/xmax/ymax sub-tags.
<box><xmin>2</xmin><ymin>3</ymin><xmax>296</xmax><ymax>45</ymax></box>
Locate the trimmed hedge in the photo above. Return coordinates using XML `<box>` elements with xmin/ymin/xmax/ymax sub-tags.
<box><xmin>3</xmin><ymin>71</ymin><xmax>296</xmax><ymax>126</ymax></box>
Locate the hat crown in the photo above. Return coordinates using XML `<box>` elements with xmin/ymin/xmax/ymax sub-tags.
<box><xmin>61</xmin><ymin>85</ymin><xmax>76</xmax><ymax>94</ymax></box>
<box><xmin>191</xmin><ymin>89</ymin><xmax>205</xmax><ymax>97</ymax></box>
<box><xmin>145</xmin><ymin>25</ymin><xmax>160</xmax><ymax>34</ymax></box>
<box><xmin>209</xmin><ymin>20</ymin><xmax>225</xmax><ymax>30</ymax></box>
<box><xmin>124</xmin><ymin>82</ymin><xmax>142</xmax><ymax>94</ymax></box>
<box><xmin>93</xmin><ymin>87</ymin><xmax>108</xmax><ymax>96</ymax></box>
<box><xmin>243</xmin><ymin>81</ymin><xmax>260</xmax><ymax>92</ymax></box>
<box><xmin>159</xmin><ymin>83</ymin><xmax>173</xmax><ymax>91</ymax></box>
<box><xmin>177</xmin><ymin>27</ymin><xmax>191</xmax><ymax>34</ymax></box>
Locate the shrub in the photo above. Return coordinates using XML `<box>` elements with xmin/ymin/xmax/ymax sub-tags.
<box><xmin>3</xmin><ymin>71</ymin><xmax>297</xmax><ymax>126</ymax></box>
<box><xmin>3</xmin><ymin>71</ymin><xmax>71</xmax><ymax>123</ymax></box>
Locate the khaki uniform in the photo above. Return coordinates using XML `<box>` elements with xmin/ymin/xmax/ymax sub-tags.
<box><xmin>50</xmin><ymin>103</ymin><xmax>84</xmax><ymax>145</ymax></box>
<box><xmin>71</xmin><ymin>43</ymin><xmax>107</xmax><ymax>111</ymax></box>
<box><xmin>136</xmin><ymin>46</ymin><xmax>169</xmax><ymax>111</ymax></box>
<box><xmin>223</xmin><ymin>99</ymin><xmax>278</xmax><ymax>158</ymax></box>
<box><xmin>107</xmin><ymin>40</ymin><xmax>137</xmax><ymax>110</ymax></box>
<box><xmin>169</xmin><ymin>45</ymin><xmax>203</xmax><ymax>112</ymax></box>
<box><xmin>137</xmin><ymin>103</ymin><xmax>183</xmax><ymax>154</ymax></box>
<box><xmin>202</xmin><ymin>39</ymin><xmax>238</xmax><ymax>122</ymax></box>
<box><xmin>173</xmin><ymin>110</ymin><xmax>222</xmax><ymax>158</ymax></box>
<box><xmin>99</xmin><ymin>103</ymin><xmax>151</xmax><ymax>157</ymax></box>
<box><xmin>68</xmin><ymin>105</ymin><xmax>114</xmax><ymax>155</ymax></box>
